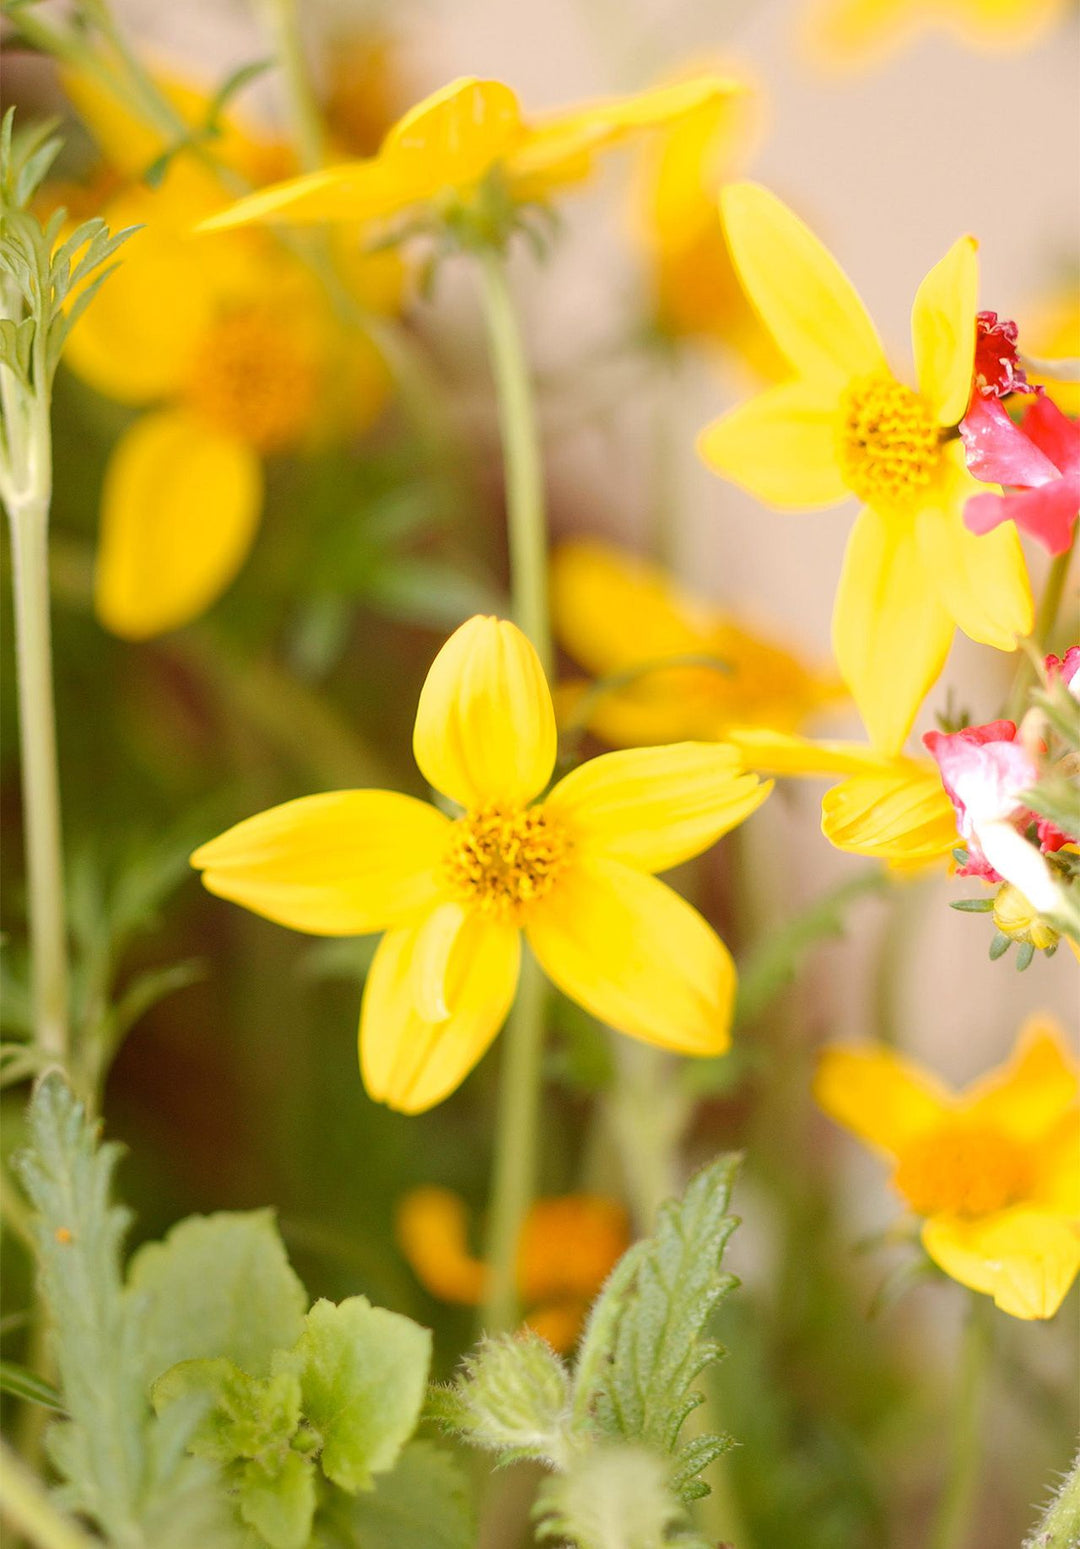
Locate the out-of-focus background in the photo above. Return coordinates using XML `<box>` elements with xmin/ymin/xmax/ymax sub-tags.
<box><xmin>3</xmin><ymin>2</ymin><xmax>1078</xmax><ymax>1546</ymax></box>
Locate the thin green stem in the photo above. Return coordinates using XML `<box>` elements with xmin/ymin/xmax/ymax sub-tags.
<box><xmin>474</xmin><ymin>247</ymin><xmax>552</xmax><ymax>676</ymax></box>
<box><xmin>257</xmin><ymin>0</ymin><xmax>327</xmax><ymax>172</ymax></box>
<box><xmin>0</xmin><ymin>1440</ymin><xmax>98</xmax><ymax>1549</ymax></box>
<box><xmin>1026</xmin><ymin>1449</ymin><xmax>1080</xmax><ymax>1548</ymax></box>
<box><xmin>1007</xmin><ymin>539</ymin><xmax>1075</xmax><ymax>720</ymax></box>
<box><xmin>482</xmin><ymin>948</ymin><xmax>547</xmax><ymax>1334</ymax></box>
<box><xmin>929</xmin><ymin>1295</ymin><xmax>993</xmax><ymax>1549</ymax></box>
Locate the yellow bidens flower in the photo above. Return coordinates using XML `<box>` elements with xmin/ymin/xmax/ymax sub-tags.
<box><xmin>804</xmin><ymin>0</ymin><xmax>1069</xmax><ymax>68</ymax></box>
<box><xmin>698</xmin><ymin>183</ymin><xmax>1033</xmax><ymax>755</ymax></box>
<box><xmin>396</xmin><ymin>1186</ymin><xmax>630</xmax><ymax>1351</ymax></box>
<box><xmin>191</xmin><ymin>617</ymin><xmax>771</xmax><ymax>1113</ymax></box>
<box><xmin>815</xmin><ymin>1017</ymin><xmax>1080</xmax><ymax>1319</ymax></box>
<box><xmin>552</xmin><ymin>541</ymin><xmax>843</xmax><ymax>747</ymax></box>
<box><xmin>197</xmin><ymin>74</ymin><xmax>744</xmax><ymax>239</ymax></box>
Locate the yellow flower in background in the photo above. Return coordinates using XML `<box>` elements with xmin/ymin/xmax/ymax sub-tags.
<box><xmin>552</xmin><ymin>541</ymin><xmax>844</xmax><ymax>747</ymax></box>
<box><xmin>699</xmin><ymin>183</ymin><xmax>1033</xmax><ymax>755</ymax></box>
<box><xmin>396</xmin><ymin>1186</ymin><xmax>630</xmax><ymax>1351</ymax></box>
<box><xmin>631</xmin><ymin>67</ymin><xmax>784</xmax><ymax>378</ymax></box>
<box><xmin>815</xmin><ymin>1016</ymin><xmax>1080</xmax><ymax>1318</ymax></box>
<box><xmin>1022</xmin><ymin>286</ymin><xmax>1080</xmax><ymax>418</ymax></box>
<box><xmin>192</xmin><ymin>616</ymin><xmax>771</xmax><ymax>1113</ymax></box>
<box><xmin>804</xmin><ymin>0</ymin><xmax>1069</xmax><ymax>68</ymax></box>
<box><xmin>198</xmin><ymin>73</ymin><xmax>745</xmax><ymax>236</ymax></box>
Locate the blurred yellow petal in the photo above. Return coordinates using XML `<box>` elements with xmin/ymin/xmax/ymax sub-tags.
<box><xmin>832</xmin><ymin>506</ymin><xmax>954</xmax><ymax>753</ymax></box>
<box><xmin>727</xmin><ymin>728</ymin><xmax>893</xmax><ymax>778</ymax></box>
<box><xmin>821</xmin><ymin>765</ymin><xmax>958</xmax><ymax>865</ymax></box>
<box><xmin>962</xmin><ymin>1015</ymin><xmax>1079</xmax><ymax>1140</ymax></box>
<box><xmin>720</xmin><ymin>182</ymin><xmax>886</xmax><ymax>386</ymax></box>
<box><xmin>697</xmin><ymin>379</ymin><xmax>850</xmax><ymax>510</ymax></box>
<box><xmin>814</xmin><ymin>1045</ymin><xmax>953</xmax><ymax>1157</ymax></box>
<box><xmin>911</xmin><ymin>235</ymin><xmax>979</xmax><ymax>426</ymax></box>
<box><xmin>803</xmin><ymin>0</ymin><xmax>922</xmax><ymax>66</ymax></box>
<box><xmin>524</xmin><ymin>1302</ymin><xmax>587</xmax><ymax>1353</ymax></box>
<box><xmin>95</xmin><ymin>409</ymin><xmax>262</xmax><ymax>639</ymax></box>
<box><xmin>191</xmin><ymin>790</ymin><xmax>449</xmax><ymax>935</ymax></box>
<box><xmin>916</xmin><ymin>448</ymin><xmax>1033</xmax><ymax>650</ymax></box>
<box><xmin>922</xmin><ymin>1208</ymin><xmax>1080</xmax><ymax>1320</ymax></box>
<box><xmin>396</xmin><ymin>1187</ymin><xmax>487</xmax><ymax>1304</ymax></box>
<box><xmin>413</xmin><ymin>616</ymin><xmax>557</xmax><ymax>808</ymax></box>
<box><xmin>546</xmin><ymin>743</ymin><xmax>770</xmax><ymax>872</ymax></box>
<box><xmin>552</xmin><ymin>539</ymin><xmax>710</xmax><ymax>670</ymax></box>
<box><xmin>526</xmin><ymin>857</ymin><xmax>734</xmax><ymax>1056</ymax></box>
<box><xmin>360</xmin><ymin>917</ymin><xmax>520</xmax><ymax>1113</ymax></box>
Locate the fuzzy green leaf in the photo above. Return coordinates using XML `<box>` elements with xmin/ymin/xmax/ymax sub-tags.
<box><xmin>324</xmin><ymin>1440</ymin><xmax>476</xmax><ymax>1549</ymax></box>
<box><xmin>1019</xmin><ymin>778</ymin><xmax>1080</xmax><ymax>840</ymax></box>
<box><xmin>235</xmin><ymin>1451</ymin><xmax>317</xmax><ymax>1549</ymax></box>
<box><xmin>152</xmin><ymin>1358</ymin><xmax>302</xmax><ymax>1465</ymax></box>
<box><xmin>126</xmin><ymin>1210</ymin><xmax>308</xmax><ymax>1387</ymax></box>
<box><xmin>282</xmin><ymin>1296</ymin><xmax>431</xmax><ymax>1493</ymax></box>
<box><xmin>430</xmin><ymin>1329</ymin><xmax>573</xmax><ymax>1468</ymax></box>
<box><xmin>533</xmin><ymin>1444</ymin><xmax>702</xmax><ymax>1549</ymax></box>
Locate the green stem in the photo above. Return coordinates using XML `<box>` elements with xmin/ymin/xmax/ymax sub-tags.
<box><xmin>257</xmin><ymin>0</ymin><xmax>327</xmax><ymax>172</ymax></box>
<box><xmin>482</xmin><ymin>948</ymin><xmax>547</xmax><ymax>1334</ymax></box>
<box><xmin>474</xmin><ymin>247</ymin><xmax>553</xmax><ymax>677</ymax></box>
<box><xmin>1007</xmin><ymin>539</ymin><xmax>1075</xmax><ymax>720</ymax></box>
<box><xmin>929</xmin><ymin>1295</ymin><xmax>993</xmax><ymax>1549</ymax></box>
<box><xmin>0</xmin><ymin>1440</ymin><xmax>98</xmax><ymax>1549</ymax></box>
<box><xmin>1026</xmin><ymin>1449</ymin><xmax>1080</xmax><ymax>1549</ymax></box>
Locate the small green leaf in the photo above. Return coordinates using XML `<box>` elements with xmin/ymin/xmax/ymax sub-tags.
<box><xmin>126</xmin><ymin>1210</ymin><xmax>307</xmax><ymax>1387</ymax></box>
<box><xmin>989</xmin><ymin>931</ymin><xmax>1012</xmax><ymax>961</ymax></box>
<box><xmin>336</xmin><ymin>1440</ymin><xmax>476</xmax><ymax>1549</ymax></box>
<box><xmin>430</xmin><ymin>1330</ymin><xmax>572</xmax><ymax>1469</ymax></box>
<box><xmin>1018</xmin><ymin>778</ymin><xmax>1080</xmax><ymax>840</ymax></box>
<box><xmin>152</xmin><ymin>1358</ymin><xmax>302</xmax><ymax>1465</ymax></box>
<box><xmin>235</xmin><ymin>1451</ymin><xmax>316</xmax><ymax>1549</ymax></box>
<box><xmin>533</xmin><ymin>1444</ymin><xmax>697</xmax><ymax>1549</ymax></box>
<box><xmin>1015</xmin><ymin>940</ymin><xmax>1036</xmax><ymax>971</ymax></box>
<box><xmin>949</xmin><ymin>897</ymin><xmax>994</xmax><ymax>913</ymax></box>
<box><xmin>284</xmin><ymin>1296</ymin><xmax>431</xmax><ymax>1493</ymax></box>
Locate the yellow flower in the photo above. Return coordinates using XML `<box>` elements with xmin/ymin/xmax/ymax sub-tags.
<box><xmin>552</xmin><ymin>540</ymin><xmax>844</xmax><ymax>747</ymax></box>
<box><xmin>396</xmin><ymin>1186</ymin><xmax>630</xmax><ymax>1351</ymax></box>
<box><xmin>197</xmin><ymin>74</ymin><xmax>744</xmax><ymax>236</ymax></box>
<box><xmin>803</xmin><ymin>0</ymin><xmax>1069</xmax><ymax>68</ymax></box>
<box><xmin>698</xmin><ymin>183</ymin><xmax>1033</xmax><ymax>755</ymax></box>
<box><xmin>993</xmin><ymin>883</ymin><xmax>1060</xmax><ymax>952</ymax></box>
<box><xmin>815</xmin><ymin>1016</ymin><xmax>1080</xmax><ymax>1318</ymax></box>
<box><xmin>1022</xmin><ymin>286</ymin><xmax>1080</xmax><ymax>418</ymax></box>
<box><xmin>191</xmin><ymin>616</ymin><xmax>771</xmax><ymax>1112</ymax></box>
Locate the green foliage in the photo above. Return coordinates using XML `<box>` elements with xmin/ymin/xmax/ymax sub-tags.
<box><xmin>0</xmin><ymin>1356</ymin><xmax>66</xmax><ymax>1412</ymax></box>
<box><xmin>435</xmin><ymin>1157</ymin><xmax>741</xmax><ymax>1545</ymax></box>
<box><xmin>319</xmin><ymin>1440</ymin><xmax>475</xmax><ymax>1549</ymax></box>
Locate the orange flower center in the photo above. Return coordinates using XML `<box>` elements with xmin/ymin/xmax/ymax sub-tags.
<box><xmin>185</xmin><ymin>306</ymin><xmax>320</xmax><ymax>453</ymax></box>
<box><xmin>836</xmin><ymin>371</ymin><xmax>941</xmax><ymax>509</ymax></box>
<box><xmin>444</xmin><ymin>803</ymin><xmax>569</xmax><ymax>916</ymax></box>
<box><xmin>893</xmin><ymin>1121</ymin><xmax>1033</xmax><ymax>1218</ymax></box>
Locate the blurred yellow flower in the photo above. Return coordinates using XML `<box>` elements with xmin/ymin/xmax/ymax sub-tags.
<box><xmin>815</xmin><ymin>1016</ymin><xmax>1080</xmax><ymax>1319</ymax></box>
<box><xmin>552</xmin><ymin>541</ymin><xmax>843</xmax><ymax>747</ymax></box>
<box><xmin>198</xmin><ymin>73</ymin><xmax>745</xmax><ymax>237</ymax></box>
<box><xmin>699</xmin><ymin>183</ymin><xmax>1033</xmax><ymax>755</ymax></box>
<box><xmin>1022</xmin><ymin>286</ymin><xmax>1080</xmax><ymax>418</ymax></box>
<box><xmin>192</xmin><ymin>616</ymin><xmax>771</xmax><ymax>1112</ymax></box>
<box><xmin>631</xmin><ymin>69</ymin><xmax>783</xmax><ymax>378</ymax></box>
<box><xmin>396</xmin><ymin>1185</ymin><xmax>629</xmax><ymax>1350</ymax></box>
<box><xmin>804</xmin><ymin>0</ymin><xmax>1069</xmax><ymax>67</ymax></box>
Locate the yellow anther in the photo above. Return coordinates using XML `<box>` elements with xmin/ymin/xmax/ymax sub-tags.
<box><xmin>836</xmin><ymin>371</ymin><xmax>941</xmax><ymax>510</ymax></box>
<box><xmin>444</xmin><ymin>804</ymin><xmax>570</xmax><ymax>917</ymax></box>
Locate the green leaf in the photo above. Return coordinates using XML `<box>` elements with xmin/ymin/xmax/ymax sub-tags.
<box><xmin>235</xmin><ymin>1451</ymin><xmax>317</xmax><ymax>1549</ymax></box>
<box><xmin>126</xmin><ymin>1209</ymin><xmax>308</xmax><ymax>1386</ymax></box>
<box><xmin>152</xmin><ymin>1358</ymin><xmax>302</xmax><ymax>1465</ymax></box>
<box><xmin>282</xmin><ymin>1296</ymin><xmax>431</xmax><ymax>1492</ymax></box>
<box><xmin>571</xmin><ymin>1155</ymin><xmax>740</xmax><ymax>1503</ymax></box>
<box><xmin>0</xmin><ymin>1357</ymin><xmax>66</xmax><ymax>1412</ymax></box>
<box><xmin>430</xmin><ymin>1330</ymin><xmax>573</xmax><ymax>1468</ymax></box>
<box><xmin>533</xmin><ymin>1444</ymin><xmax>700</xmax><ymax>1549</ymax></box>
<box><xmin>1019</xmin><ymin>778</ymin><xmax>1080</xmax><ymax>839</ymax></box>
<box><xmin>326</xmin><ymin>1440</ymin><xmax>476</xmax><ymax>1549</ymax></box>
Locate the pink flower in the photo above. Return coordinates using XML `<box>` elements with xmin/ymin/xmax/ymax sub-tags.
<box><xmin>961</xmin><ymin>394</ymin><xmax>1080</xmax><ymax>556</ymax></box>
<box><xmin>1046</xmin><ymin>646</ymin><xmax>1080</xmax><ymax>690</ymax></box>
<box><xmin>972</xmin><ymin>311</ymin><xmax>1032</xmax><ymax>399</ymax></box>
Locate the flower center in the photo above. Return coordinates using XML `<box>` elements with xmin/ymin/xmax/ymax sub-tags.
<box><xmin>185</xmin><ymin>306</ymin><xmax>320</xmax><ymax>453</ymax></box>
<box><xmin>444</xmin><ymin>803</ymin><xmax>570</xmax><ymax>917</ymax></box>
<box><xmin>836</xmin><ymin>371</ymin><xmax>942</xmax><ymax>509</ymax></box>
<box><xmin>893</xmin><ymin>1121</ymin><xmax>1033</xmax><ymax>1218</ymax></box>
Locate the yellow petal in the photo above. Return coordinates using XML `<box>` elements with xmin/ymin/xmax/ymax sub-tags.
<box><xmin>413</xmin><ymin>616</ymin><xmax>557</xmax><ymax>808</ymax></box>
<box><xmin>821</xmin><ymin>765</ymin><xmax>958</xmax><ymax>865</ymax></box>
<box><xmin>526</xmin><ymin>857</ymin><xmax>734</xmax><ymax>1056</ymax></box>
<box><xmin>191</xmin><ymin>790</ymin><xmax>449</xmax><ymax>935</ymax></box>
<box><xmin>922</xmin><ymin>1208</ymin><xmax>1080</xmax><ymax>1320</ymax></box>
<box><xmin>697</xmin><ymin>379</ymin><xmax>850</xmax><ymax>510</ymax></box>
<box><xmin>517</xmin><ymin>1196</ymin><xmax>630</xmax><ymax>1303</ymax></box>
<box><xmin>916</xmin><ymin>447</ymin><xmax>1034</xmax><ymax>651</ymax></box>
<box><xmin>727</xmin><ymin>728</ymin><xmax>893</xmax><ymax>778</ymax></box>
<box><xmin>395</xmin><ymin>1187</ymin><xmax>487</xmax><ymax>1304</ymax></box>
<box><xmin>545</xmin><ymin>743</ymin><xmax>771</xmax><ymax>873</ymax></box>
<box><xmin>814</xmin><ymin>1045</ymin><xmax>953</xmax><ymax>1157</ymax></box>
<box><xmin>360</xmin><ymin>918</ymin><xmax>521</xmax><ymax>1113</ymax></box>
<box><xmin>720</xmin><ymin>182</ymin><xmax>886</xmax><ymax>386</ymax></box>
<box><xmin>832</xmin><ymin>506</ymin><xmax>954</xmax><ymax>754</ymax></box>
<box><xmin>552</xmin><ymin>540</ymin><xmax>708</xmax><ymax>672</ymax></box>
<box><xmin>962</xmin><ymin>1015</ymin><xmax>1079</xmax><ymax>1140</ymax></box>
<box><xmin>912</xmin><ymin>235</ymin><xmax>979</xmax><ymax>426</ymax></box>
<box><xmin>95</xmin><ymin>410</ymin><xmax>262</xmax><ymax>639</ymax></box>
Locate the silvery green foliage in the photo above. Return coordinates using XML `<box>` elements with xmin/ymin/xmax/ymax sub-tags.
<box><xmin>435</xmin><ymin>1155</ymin><xmax>741</xmax><ymax>1545</ymax></box>
<box><xmin>14</xmin><ymin>1073</ymin><xmax>244</xmax><ymax>1548</ymax></box>
<box><xmin>534</xmin><ymin>1445</ymin><xmax>710</xmax><ymax>1549</ymax></box>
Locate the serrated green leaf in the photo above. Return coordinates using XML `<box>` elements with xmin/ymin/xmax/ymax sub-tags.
<box><xmin>281</xmin><ymin>1296</ymin><xmax>431</xmax><ymax>1493</ymax></box>
<box><xmin>533</xmin><ymin>1444</ymin><xmax>694</xmax><ymax>1549</ymax></box>
<box><xmin>571</xmin><ymin>1155</ymin><xmax>740</xmax><ymax>1502</ymax></box>
<box><xmin>126</xmin><ymin>1210</ymin><xmax>308</xmax><ymax>1387</ymax></box>
<box><xmin>324</xmin><ymin>1440</ymin><xmax>476</xmax><ymax>1549</ymax></box>
<box><xmin>235</xmin><ymin>1450</ymin><xmax>316</xmax><ymax>1549</ymax></box>
<box><xmin>431</xmin><ymin>1329</ymin><xmax>573</xmax><ymax>1468</ymax></box>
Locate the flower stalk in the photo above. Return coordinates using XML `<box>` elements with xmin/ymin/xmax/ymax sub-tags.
<box><xmin>929</xmin><ymin>1294</ymin><xmax>993</xmax><ymax>1549</ymax></box>
<box><xmin>1025</xmin><ymin>1450</ymin><xmax>1080</xmax><ymax>1549</ymax></box>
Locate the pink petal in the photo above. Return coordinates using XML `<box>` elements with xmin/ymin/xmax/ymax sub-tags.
<box><xmin>960</xmin><ymin>394</ymin><xmax>1059</xmax><ymax>487</ymax></box>
<box><xmin>965</xmin><ymin>475</ymin><xmax>1080</xmax><ymax>556</ymax></box>
<box><xmin>1021</xmin><ymin>394</ymin><xmax>1080</xmax><ymax>477</ymax></box>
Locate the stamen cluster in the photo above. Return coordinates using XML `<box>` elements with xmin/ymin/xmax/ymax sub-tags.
<box><xmin>837</xmin><ymin>372</ymin><xmax>941</xmax><ymax>509</ymax></box>
<box><xmin>186</xmin><ymin>306</ymin><xmax>320</xmax><ymax>453</ymax></box>
<box><xmin>444</xmin><ymin>803</ymin><xmax>570</xmax><ymax>916</ymax></box>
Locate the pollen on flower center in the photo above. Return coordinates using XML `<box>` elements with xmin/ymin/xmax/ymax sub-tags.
<box><xmin>444</xmin><ymin>803</ymin><xmax>570</xmax><ymax>916</ymax></box>
<box><xmin>185</xmin><ymin>306</ymin><xmax>320</xmax><ymax>454</ymax></box>
<box><xmin>893</xmin><ymin>1121</ymin><xmax>1033</xmax><ymax>1218</ymax></box>
<box><xmin>836</xmin><ymin>372</ymin><xmax>942</xmax><ymax>509</ymax></box>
